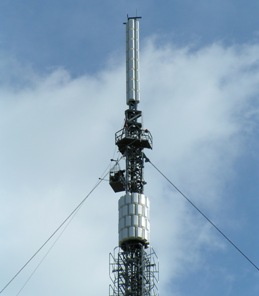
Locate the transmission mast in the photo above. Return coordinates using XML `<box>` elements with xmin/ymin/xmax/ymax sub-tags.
<box><xmin>109</xmin><ymin>16</ymin><xmax>159</xmax><ymax>296</ymax></box>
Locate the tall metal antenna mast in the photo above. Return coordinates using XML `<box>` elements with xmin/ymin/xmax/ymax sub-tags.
<box><xmin>109</xmin><ymin>16</ymin><xmax>159</xmax><ymax>296</ymax></box>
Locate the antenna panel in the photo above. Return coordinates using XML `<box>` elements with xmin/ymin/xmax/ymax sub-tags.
<box><xmin>118</xmin><ymin>193</ymin><xmax>150</xmax><ymax>246</ymax></box>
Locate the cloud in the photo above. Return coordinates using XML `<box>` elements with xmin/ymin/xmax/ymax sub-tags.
<box><xmin>0</xmin><ymin>39</ymin><xmax>259</xmax><ymax>295</ymax></box>
<box><xmin>140</xmin><ymin>41</ymin><xmax>259</xmax><ymax>294</ymax></box>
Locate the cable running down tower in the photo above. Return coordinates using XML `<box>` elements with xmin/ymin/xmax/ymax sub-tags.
<box><xmin>109</xmin><ymin>16</ymin><xmax>159</xmax><ymax>296</ymax></box>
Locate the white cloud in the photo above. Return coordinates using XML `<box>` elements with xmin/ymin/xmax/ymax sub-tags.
<box><xmin>0</xmin><ymin>40</ymin><xmax>259</xmax><ymax>295</ymax></box>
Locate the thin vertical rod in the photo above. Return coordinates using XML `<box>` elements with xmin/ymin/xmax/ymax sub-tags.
<box><xmin>126</xmin><ymin>17</ymin><xmax>141</xmax><ymax>106</ymax></box>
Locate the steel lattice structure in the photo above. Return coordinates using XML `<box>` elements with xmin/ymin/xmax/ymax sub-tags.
<box><xmin>109</xmin><ymin>243</ymin><xmax>159</xmax><ymax>296</ymax></box>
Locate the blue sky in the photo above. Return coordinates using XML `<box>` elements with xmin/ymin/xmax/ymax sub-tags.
<box><xmin>2</xmin><ymin>0</ymin><xmax>259</xmax><ymax>75</ymax></box>
<box><xmin>0</xmin><ymin>1</ymin><xmax>259</xmax><ymax>295</ymax></box>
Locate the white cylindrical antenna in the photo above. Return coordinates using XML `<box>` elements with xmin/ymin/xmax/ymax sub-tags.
<box><xmin>126</xmin><ymin>17</ymin><xmax>140</xmax><ymax>105</ymax></box>
<box><xmin>118</xmin><ymin>193</ymin><xmax>150</xmax><ymax>246</ymax></box>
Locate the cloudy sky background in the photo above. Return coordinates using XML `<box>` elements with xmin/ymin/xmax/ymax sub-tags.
<box><xmin>1</xmin><ymin>1</ymin><xmax>259</xmax><ymax>295</ymax></box>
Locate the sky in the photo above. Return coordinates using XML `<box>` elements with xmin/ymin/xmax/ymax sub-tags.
<box><xmin>0</xmin><ymin>1</ymin><xmax>259</xmax><ymax>295</ymax></box>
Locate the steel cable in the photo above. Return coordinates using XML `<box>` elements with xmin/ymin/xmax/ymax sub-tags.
<box><xmin>0</xmin><ymin>158</ymin><xmax>121</xmax><ymax>294</ymax></box>
<box><xmin>146</xmin><ymin>156</ymin><xmax>259</xmax><ymax>272</ymax></box>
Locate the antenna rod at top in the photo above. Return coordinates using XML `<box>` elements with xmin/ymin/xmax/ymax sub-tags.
<box><xmin>125</xmin><ymin>16</ymin><xmax>141</xmax><ymax>106</ymax></box>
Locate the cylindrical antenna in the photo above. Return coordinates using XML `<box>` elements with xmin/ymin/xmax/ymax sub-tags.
<box><xmin>126</xmin><ymin>17</ymin><xmax>141</xmax><ymax>105</ymax></box>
